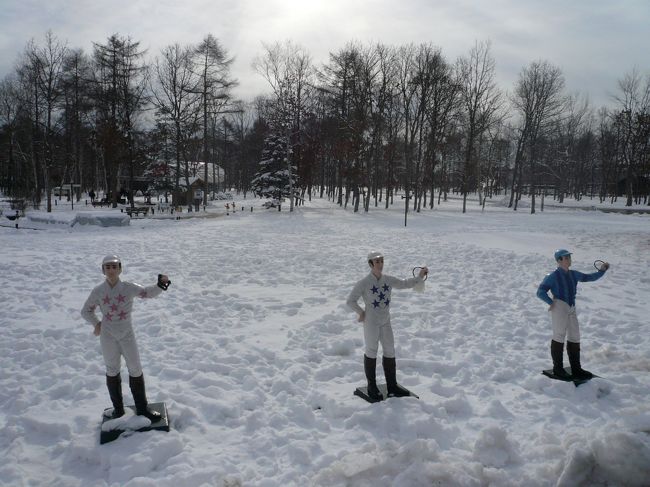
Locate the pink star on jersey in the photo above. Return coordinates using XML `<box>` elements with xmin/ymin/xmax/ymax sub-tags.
<box><xmin>116</xmin><ymin>294</ymin><xmax>126</xmax><ymax>303</ymax></box>
<box><xmin>103</xmin><ymin>295</ymin><xmax>110</xmax><ymax>304</ymax></box>
<box><xmin>139</xmin><ymin>291</ymin><xmax>148</xmax><ymax>298</ymax></box>
<box><xmin>118</xmin><ymin>310</ymin><xmax>128</xmax><ymax>320</ymax></box>
<box><xmin>105</xmin><ymin>312</ymin><xmax>113</xmax><ymax>321</ymax></box>
<box><xmin>110</xmin><ymin>304</ymin><xmax>118</xmax><ymax>312</ymax></box>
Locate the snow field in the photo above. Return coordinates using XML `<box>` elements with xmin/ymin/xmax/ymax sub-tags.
<box><xmin>1</xmin><ymin>197</ymin><xmax>649</xmax><ymax>486</ymax></box>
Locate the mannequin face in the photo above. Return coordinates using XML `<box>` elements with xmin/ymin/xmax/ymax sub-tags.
<box><xmin>557</xmin><ymin>255</ymin><xmax>571</xmax><ymax>270</ymax></box>
<box><xmin>369</xmin><ymin>257</ymin><xmax>384</xmax><ymax>276</ymax></box>
<box><xmin>102</xmin><ymin>263</ymin><xmax>122</xmax><ymax>284</ymax></box>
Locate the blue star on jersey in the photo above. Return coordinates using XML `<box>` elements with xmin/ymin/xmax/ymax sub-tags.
<box><xmin>370</xmin><ymin>284</ymin><xmax>391</xmax><ymax>308</ymax></box>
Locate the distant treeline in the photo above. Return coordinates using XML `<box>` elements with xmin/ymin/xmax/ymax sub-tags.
<box><xmin>0</xmin><ymin>31</ymin><xmax>648</xmax><ymax>215</ymax></box>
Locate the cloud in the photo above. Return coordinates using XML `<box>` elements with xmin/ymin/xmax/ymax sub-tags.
<box><xmin>0</xmin><ymin>0</ymin><xmax>648</xmax><ymax>107</ymax></box>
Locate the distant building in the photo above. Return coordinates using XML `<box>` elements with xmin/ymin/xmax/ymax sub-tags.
<box><xmin>136</xmin><ymin>161</ymin><xmax>225</xmax><ymax>204</ymax></box>
<box><xmin>173</xmin><ymin>176</ymin><xmax>206</xmax><ymax>206</ymax></box>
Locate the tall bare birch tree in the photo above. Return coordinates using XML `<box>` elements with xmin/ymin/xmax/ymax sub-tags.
<box><xmin>151</xmin><ymin>43</ymin><xmax>201</xmax><ymax>200</ymax></box>
<box><xmin>613</xmin><ymin>69</ymin><xmax>650</xmax><ymax>206</ymax></box>
<box><xmin>510</xmin><ymin>60</ymin><xmax>566</xmax><ymax>213</ymax></box>
<box><xmin>457</xmin><ymin>40</ymin><xmax>504</xmax><ymax>213</ymax></box>
<box><xmin>194</xmin><ymin>34</ymin><xmax>235</xmax><ymax>206</ymax></box>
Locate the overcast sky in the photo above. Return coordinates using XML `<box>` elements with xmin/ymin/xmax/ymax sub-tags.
<box><xmin>1</xmin><ymin>0</ymin><xmax>648</xmax><ymax>108</ymax></box>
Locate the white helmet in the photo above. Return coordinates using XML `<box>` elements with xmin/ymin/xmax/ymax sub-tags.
<box><xmin>102</xmin><ymin>254</ymin><xmax>122</xmax><ymax>270</ymax></box>
<box><xmin>367</xmin><ymin>251</ymin><xmax>384</xmax><ymax>267</ymax></box>
<box><xmin>367</xmin><ymin>251</ymin><xmax>384</xmax><ymax>261</ymax></box>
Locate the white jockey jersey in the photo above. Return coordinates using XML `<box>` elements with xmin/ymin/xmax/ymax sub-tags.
<box><xmin>347</xmin><ymin>273</ymin><xmax>422</xmax><ymax>326</ymax></box>
<box><xmin>81</xmin><ymin>280</ymin><xmax>162</xmax><ymax>339</ymax></box>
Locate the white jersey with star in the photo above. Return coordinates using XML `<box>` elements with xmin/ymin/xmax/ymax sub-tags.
<box><xmin>81</xmin><ymin>279</ymin><xmax>162</xmax><ymax>339</ymax></box>
<box><xmin>347</xmin><ymin>272</ymin><xmax>422</xmax><ymax>326</ymax></box>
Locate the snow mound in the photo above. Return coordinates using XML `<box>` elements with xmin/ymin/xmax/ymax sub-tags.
<box><xmin>557</xmin><ymin>427</ymin><xmax>650</xmax><ymax>487</ymax></box>
<box><xmin>473</xmin><ymin>426</ymin><xmax>522</xmax><ymax>468</ymax></box>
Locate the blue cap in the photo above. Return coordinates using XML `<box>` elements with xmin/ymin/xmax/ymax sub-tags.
<box><xmin>554</xmin><ymin>249</ymin><xmax>571</xmax><ymax>261</ymax></box>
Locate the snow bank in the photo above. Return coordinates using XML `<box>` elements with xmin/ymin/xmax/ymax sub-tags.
<box><xmin>72</xmin><ymin>212</ymin><xmax>130</xmax><ymax>227</ymax></box>
<box><xmin>24</xmin><ymin>210</ymin><xmax>130</xmax><ymax>227</ymax></box>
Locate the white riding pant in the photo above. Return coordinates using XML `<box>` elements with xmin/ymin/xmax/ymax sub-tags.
<box><xmin>550</xmin><ymin>299</ymin><xmax>580</xmax><ymax>343</ymax></box>
<box><xmin>364</xmin><ymin>321</ymin><xmax>395</xmax><ymax>359</ymax></box>
<box><xmin>100</xmin><ymin>327</ymin><xmax>143</xmax><ymax>377</ymax></box>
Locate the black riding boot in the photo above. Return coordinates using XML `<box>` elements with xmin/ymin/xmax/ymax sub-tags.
<box><xmin>567</xmin><ymin>341</ymin><xmax>593</xmax><ymax>380</ymax></box>
<box><xmin>551</xmin><ymin>340</ymin><xmax>572</xmax><ymax>379</ymax></box>
<box><xmin>106</xmin><ymin>374</ymin><xmax>125</xmax><ymax>419</ymax></box>
<box><xmin>364</xmin><ymin>355</ymin><xmax>383</xmax><ymax>401</ymax></box>
<box><xmin>129</xmin><ymin>374</ymin><xmax>162</xmax><ymax>422</ymax></box>
<box><xmin>383</xmin><ymin>356</ymin><xmax>410</xmax><ymax>397</ymax></box>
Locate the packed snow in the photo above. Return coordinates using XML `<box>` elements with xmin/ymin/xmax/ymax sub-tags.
<box><xmin>1</xmin><ymin>195</ymin><xmax>649</xmax><ymax>487</ymax></box>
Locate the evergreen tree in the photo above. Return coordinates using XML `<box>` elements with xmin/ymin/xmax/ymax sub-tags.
<box><xmin>251</xmin><ymin>132</ymin><xmax>297</xmax><ymax>202</ymax></box>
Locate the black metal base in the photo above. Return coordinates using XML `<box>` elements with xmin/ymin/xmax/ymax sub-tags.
<box><xmin>354</xmin><ymin>383</ymin><xmax>419</xmax><ymax>403</ymax></box>
<box><xmin>542</xmin><ymin>367</ymin><xmax>597</xmax><ymax>387</ymax></box>
<box><xmin>100</xmin><ymin>402</ymin><xmax>169</xmax><ymax>444</ymax></box>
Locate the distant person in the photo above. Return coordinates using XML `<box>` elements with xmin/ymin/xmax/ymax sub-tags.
<box><xmin>537</xmin><ymin>249</ymin><xmax>609</xmax><ymax>380</ymax></box>
<box><xmin>89</xmin><ymin>190</ymin><xmax>96</xmax><ymax>202</ymax></box>
<box><xmin>81</xmin><ymin>255</ymin><xmax>170</xmax><ymax>421</ymax></box>
<box><xmin>347</xmin><ymin>251</ymin><xmax>428</xmax><ymax>401</ymax></box>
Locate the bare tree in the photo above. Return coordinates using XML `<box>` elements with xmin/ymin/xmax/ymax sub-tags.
<box><xmin>225</xmin><ymin>100</ymin><xmax>254</xmax><ymax>196</ymax></box>
<box><xmin>396</xmin><ymin>43</ymin><xmax>420</xmax><ymax>226</ymax></box>
<box><xmin>38</xmin><ymin>31</ymin><xmax>68</xmax><ymax>212</ymax></box>
<box><xmin>61</xmin><ymin>48</ymin><xmax>93</xmax><ymax>203</ymax></box>
<box><xmin>194</xmin><ymin>34</ymin><xmax>236</xmax><ymax>206</ymax></box>
<box><xmin>612</xmin><ymin>68</ymin><xmax>650</xmax><ymax>206</ymax></box>
<box><xmin>253</xmin><ymin>40</ymin><xmax>314</xmax><ymax>211</ymax></box>
<box><xmin>318</xmin><ymin>42</ymin><xmax>362</xmax><ymax>208</ymax></box>
<box><xmin>595</xmin><ymin>108</ymin><xmax>618</xmax><ymax>203</ymax></box>
<box><xmin>93</xmin><ymin>34</ymin><xmax>148</xmax><ymax>208</ymax></box>
<box><xmin>0</xmin><ymin>75</ymin><xmax>21</xmax><ymax>196</ymax></box>
<box><xmin>351</xmin><ymin>44</ymin><xmax>379</xmax><ymax>213</ymax></box>
<box><xmin>510</xmin><ymin>60</ymin><xmax>566</xmax><ymax>213</ymax></box>
<box><xmin>410</xmin><ymin>44</ymin><xmax>454</xmax><ymax>213</ymax></box>
<box><xmin>18</xmin><ymin>32</ymin><xmax>68</xmax><ymax>212</ymax></box>
<box><xmin>423</xmin><ymin>50</ymin><xmax>459</xmax><ymax>210</ymax></box>
<box><xmin>371</xmin><ymin>44</ymin><xmax>399</xmax><ymax>209</ymax></box>
<box><xmin>457</xmin><ymin>40</ymin><xmax>504</xmax><ymax>213</ymax></box>
<box><xmin>150</xmin><ymin>43</ymin><xmax>201</xmax><ymax>200</ymax></box>
<box><xmin>15</xmin><ymin>43</ymin><xmax>42</xmax><ymax>207</ymax></box>
<box><xmin>551</xmin><ymin>95</ymin><xmax>590</xmax><ymax>204</ymax></box>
